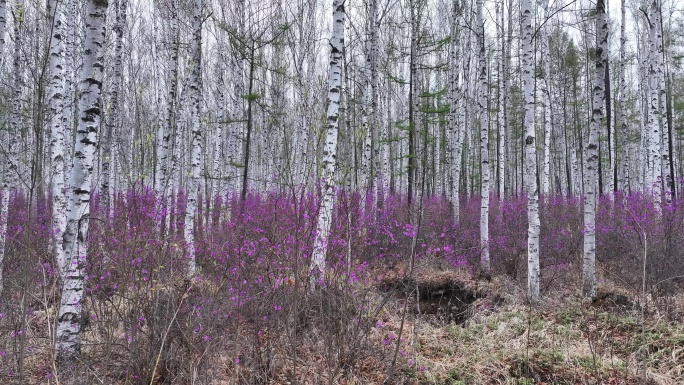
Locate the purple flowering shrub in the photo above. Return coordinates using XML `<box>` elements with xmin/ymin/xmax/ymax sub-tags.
<box><xmin>0</xmin><ymin>188</ymin><xmax>683</xmax><ymax>382</ymax></box>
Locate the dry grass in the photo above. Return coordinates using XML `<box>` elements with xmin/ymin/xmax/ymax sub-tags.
<box><xmin>2</xmin><ymin>264</ymin><xmax>684</xmax><ymax>385</ymax></box>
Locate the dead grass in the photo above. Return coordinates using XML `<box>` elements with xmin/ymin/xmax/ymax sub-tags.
<box><xmin>2</xmin><ymin>264</ymin><xmax>684</xmax><ymax>384</ymax></box>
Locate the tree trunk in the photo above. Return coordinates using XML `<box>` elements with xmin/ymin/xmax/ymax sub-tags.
<box><xmin>184</xmin><ymin>0</ymin><xmax>203</xmax><ymax>277</ymax></box>
<box><xmin>583</xmin><ymin>0</ymin><xmax>607</xmax><ymax>299</ymax></box>
<box><xmin>521</xmin><ymin>0</ymin><xmax>540</xmax><ymax>303</ymax></box>
<box><xmin>645</xmin><ymin>1</ymin><xmax>661</xmax><ymax>205</ymax></box>
<box><xmin>47</xmin><ymin>0</ymin><xmax>68</xmax><ymax>277</ymax></box>
<box><xmin>102</xmin><ymin>0</ymin><xmax>126</xmax><ymax>218</ymax></box>
<box><xmin>476</xmin><ymin>0</ymin><xmax>490</xmax><ymax>275</ymax></box>
<box><xmin>56</xmin><ymin>0</ymin><xmax>107</xmax><ymax>364</ymax></box>
<box><xmin>309</xmin><ymin>0</ymin><xmax>345</xmax><ymax>286</ymax></box>
<box><xmin>618</xmin><ymin>0</ymin><xmax>629</xmax><ymax>193</ymax></box>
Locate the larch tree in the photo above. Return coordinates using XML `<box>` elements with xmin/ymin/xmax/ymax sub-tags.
<box><xmin>309</xmin><ymin>0</ymin><xmax>345</xmax><ymax>286</ymax></box>
<box><xmin>521</xmin><ymin>0</ymin><xmax>540</xmax><ymax>302</ymax></box>
<box><xmin>583</xmin><ymin>0</ymin><xmax>607</xmax><ymax>299</ymax></box>
<box><xmin>56</xmin><ymin>0</ymin><xmax>108</xmax><ymax>363</ymax></box>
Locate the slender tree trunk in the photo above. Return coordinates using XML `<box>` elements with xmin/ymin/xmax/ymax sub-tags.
<box><xmin>56</xmin><ymin>0</ymin><xmax>107</xmax><ymax>363</ymax></box>
<box><xmin>0</xmin><ymin>3</ymin><xmax>23</xmax><ymax>296</ymax></box>
<box><xmin>476</xmin><ymin>0</ymin><xmax>490</xmax><ymax>275</ymax></box>
<box><xmin>655</xmin><ymin>3</ymin><xmax>670</xmax><ymax>202</ymax></box>
<box><xmin>645</xmin><ymin>1</ymin><xmax>661</xmax><ymax>205</ymax></box>
<box><xmin>102</xmin><ymin>0</ymin><xmax>126</xmax><ymax>218</ymax></box>
<box><xmin>0</xmin><ymin>0</ymin><xmax>10</xmax><ymax>295</ymax></box>
<box><xmin>241</xmin><ymin>55</ymin><xmax>255</xmax><ymax>202</ymax></box>
<box><xmin>47</xmin><ymin>0</ymin><xmax>68</xmax><ymax>277</ymax></box>
<box><xmin>583</xmin><ymin>0</ymin><xmax>607</xmax><ymax>299</ymax></box>
<box><xmin>153</xmin><ymin>3</ymin><xmax>168</xmax><ymax>234</ymax></box>
<box><xmin>184</xmin><ymin>0</ymin><xmax>203</xmax><ymax>277</ymax></box>
<box><xmin>619</xmin><ymin>0</ymin><xmax>629</xmax><ymax>193</ymax></box>
<box><xmin>496</xmin><ymin>0</ymin><xmax>506</xmax><ymax>200</ymax></box>
<box><xmin>447</xmin><ymin>0</ymin><xmax>462</xmax><ymax>221</ymax></box>
<box><xmin>539</xmin><ymin>0</ymin><xmax>552</xmax><ymax>196</ymax></box>
<box><xmin>309</xmin><ymin>0</ymin><xmax>345</xmax><ymax>286</ymax></box>
<box><xmin>165</xmin><ymin>2</ymin><xmax>180</xmax><ymax>232</ymax></box>
<box><xmin>521</xmin><ymin>0</ymin><xmax>540</xmax><ymax>302</ymax></box>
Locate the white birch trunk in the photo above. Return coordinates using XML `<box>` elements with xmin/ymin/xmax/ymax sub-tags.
<box><xmin>63</xmin><ymin>0</ymin><xmax>76</xmax><ymax>175</ymax></box>
<box><xmin>521</xmin><ymin>0</ymin><xmax>540</xmax><ymax>302</ymax></box>
<box><xmin>619</xmin><ymin>0</ymin><xmax>629</xmax><ymax>193</ymax></box>
<box><xmin>646</xmin><ymin>1</ymin><xmax>661</xmax><ymax>206</ymax></box>
<box><xmin>56</xmin><ymin>0</ymin><xmax>107</xmax><ymax>363</ymax></box>
<box><xmin>102</xmin><ymin>0</ymin><xmax>126</xmax><ymax>218</ymax></box>
<box><xmin>476</xmin><ymin>0</ymin><xmax>490</xmax><ymax>275</ymax></box>
<box><xmin>496</xmin><ymin>0</ymin><xmax>506</xmax><ymax>200</ymax></box>
<box><xmin>153</xmin><ymin>4</ymin><xmax>168</xmax><ymax>234</ymax></box>
<box><xmin>655</xmin><ymin>4</ymin><xmax>669</xmax><ymax>202</ymax></box>
<box><xmin>310</xmin><ymin>0</ymin><xmax>345</xmax><ymax>286</ymax></box>
<box><xmin>447</xmin><ymin>0</ymin><xmax>461</xmax><ymax>220</ymax></box>
<box><xmin>0</xmin><ymin>1</ymin><xmax>5</xmax><ymax>59</ymax></box>
<box><xmin>0</xmin><ymin>4</ymin><xmax>23</xmax><ymax>296</ymax></box>
<box><xmin>0</xmin><ymin>0</ymin><xmax>7</xmax><ymax>295</ymax></box>
<box><xmin>539</xmin><ymin>0</ymin><xmax>552</xmax><ymax>196</ymax></box>
<box><xmin>583</xmin><ymin>0</ymin><xmax>607</xmax><ymax>299</ymax></box>
<box><xmin>184</xmin><ymin>0</ymin><xmax>203</xmax><ymax>277</ymax></box>
<box><xmin>165</xmin><ymin>2</ymin><xmax>180</xmax><ymax>232</ymax></box>
<box><xmin>212</xmin><ymin>65</ymin><xmax>226</xmax><ymax>225</ymax></box>
<box><xmin>47</xmin><ymin>0</ymin><xmax>68</xmax><ymax>277</ymax></box>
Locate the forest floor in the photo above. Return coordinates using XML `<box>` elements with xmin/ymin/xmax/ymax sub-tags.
<box><xmin>4</xmin><ymin>261</ymin><xmax>684</xmax><ymax>385</ymax></box>
<box><xmin>366</xmin><ymin>263</ymin><xmax>684</xmax><ymax>385</ymax></box>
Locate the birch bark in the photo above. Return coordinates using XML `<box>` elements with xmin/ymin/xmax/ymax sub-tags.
<box><xmin>539</xmin><ymin>0</ymin><xmax>552</xmax><ymax>196</ymax></box>
<box><xmin>310</xmin><ymin>0</ymin><xmax>345</xmax><ymax>286</ymax></box>
<box><xmin>619</xmin><ymin>0</ymin><xmax>629</xmax><ymax>193</ymax></box>
<box><xmin>521</xmin><ymin>0</ymin><xmax>540</xmax><ymax>302</ymax></box>
<box><xmin>583</xmin><ymin>0</ymin><xmax>607</xmax><ymax>299</ymax></box>
<box><xmin>47</xmin><ymin>0</ymin><xmax>68</xmax><ymax>277</ymax></box>
<box><xmin>56</xmin><ymin>0</ymin><xmax>107</xmax><ymax>363</ymax></box>
<box><xmin>184</xmin><ymin>0</ymin><xmax>203</xmax><ymax>277</ymax></box>
<box><xmin>476</xmin><ymin>0</ymin><xmax>490</xmax><ymax>275</ymax></box>
<box><xmin>102</xmin><ymin>0</ymin><xmax>126</xmax><ymax>217</ymax></box>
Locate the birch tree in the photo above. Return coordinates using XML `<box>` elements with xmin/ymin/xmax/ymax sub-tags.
<box><xmin>164</xmin><ymin>1</ymin><xmax>180</xmax><ymax>233</ymax></box>
<box><xmin>47</xmin><ymin>0</ymin><xmax>68</xmax><ymax>277</ymax></box>
<box><xmin>583</xmin><ymin>0</ymin><xmax>607</xmax><ymax>299</ymax></box>
<box><xmin>56</xmin><ymin>0</ymin><xmax>108</xmax><ymax>363</ymax></box>
<box><xmin>476</xmin><ymin>0</ymin><xmax>490</xmax><ymax>275</ymax></box>
<box><xmin>184</xmin><ymin>0</ymin><xmax>203</xmax><ymax>277</ymax></box>
<box><xmin>539</xmin><ymin>0</ymin><xmax>552</xmax><ymax>195</ymax></box>
<box><xmin>0</xmin><ymin>2</ymin><xmax>23</xmax><ymax>296</ymax></box>
<box><xmin>496</xmin><ymin>0</ymin><xmax>506</xmax><ymax>200</ymax></box>
<box><xmin>310</xmin><ymin>0</ymin><xmax>345</xmax><ymax>286</ymax></box>
<box><xmin>644</xmin><ymin>1</ymin><xmax>661</xmax><ymax>204</ymax></box>
<box><xmin>0</xmin><ymin>0</ymin><xmax>8</xmax><ymax>295</ymax></box>
<box><xmin>102</xmin><ymin>0</ymin><xmax>126</xmax><ymax>217</ymax></box>
<box><xmin>447</xmin><ymin>0</ymin><xmax>461</xmax><ymax>220</ymax></box>
<box><xmin>521</xmin><ymin>0</ymin><xmax>540</xmax><ymax>302</ymax></box>
<box><xmin>618</xmin><ymin>0</ymin><xmax>629</xmax><ymax>193</ymax></box>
